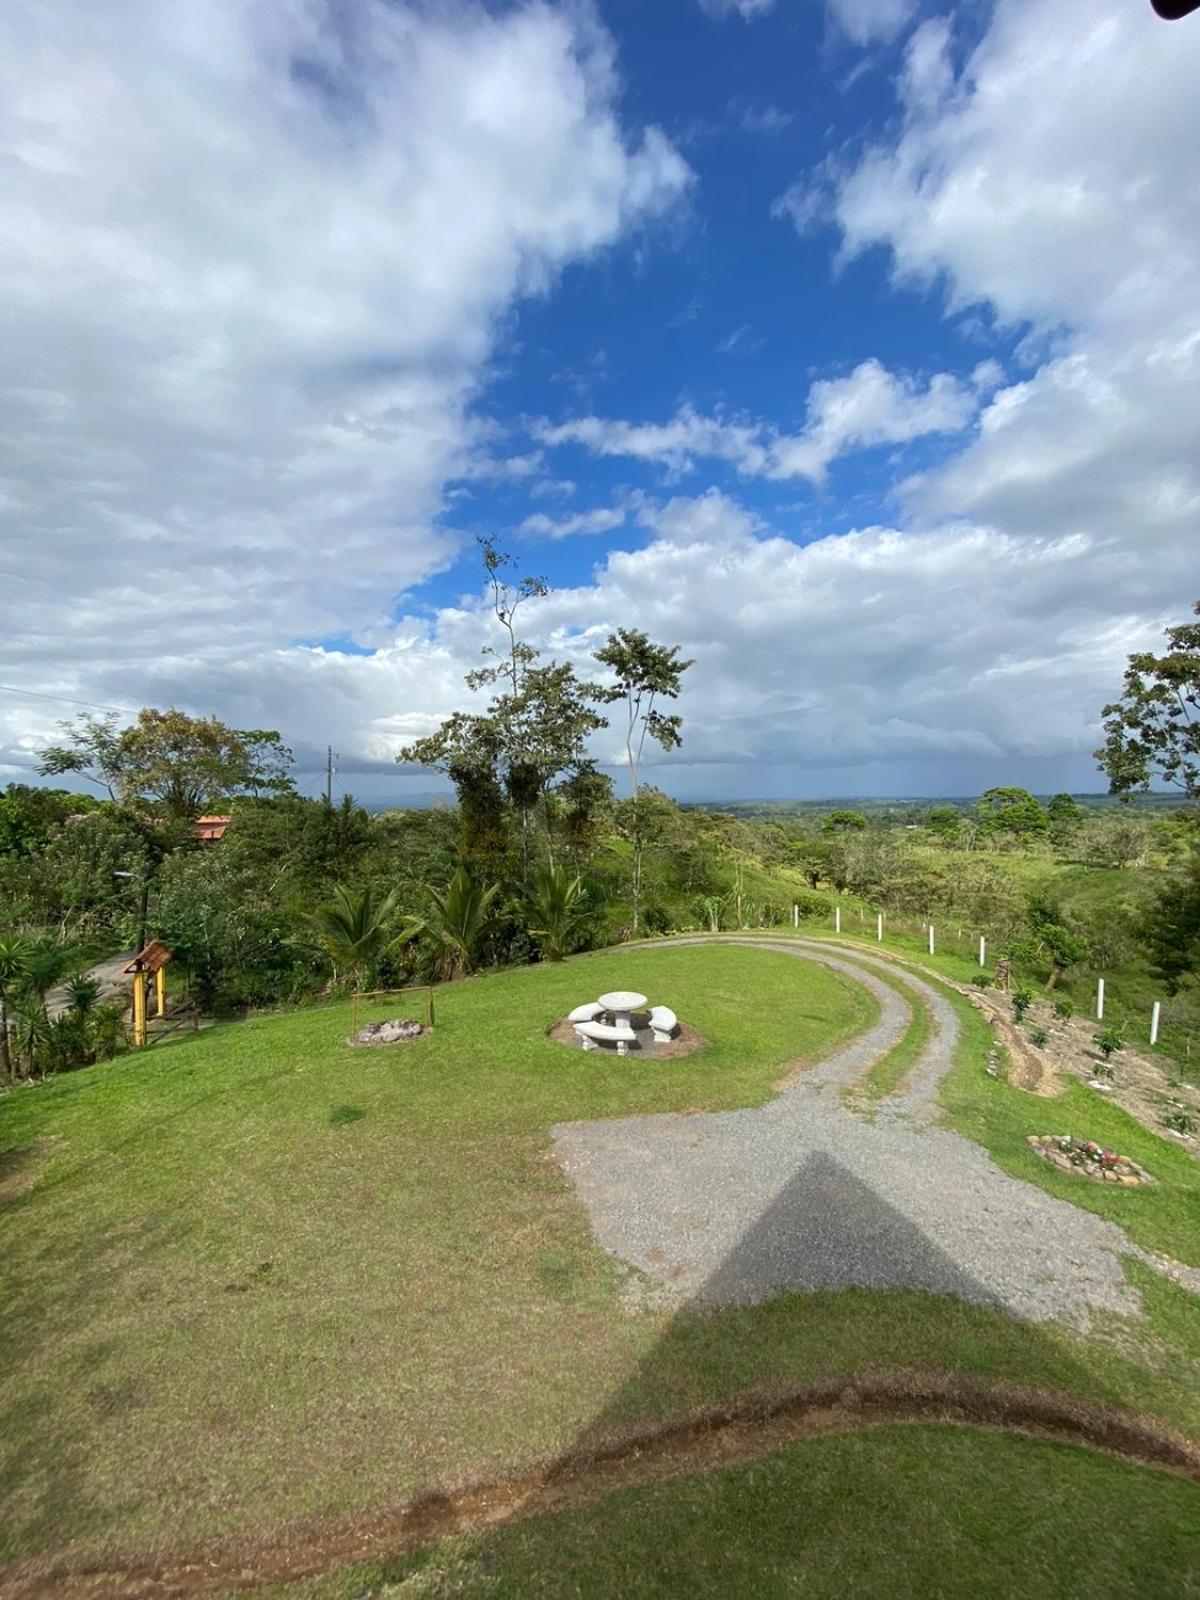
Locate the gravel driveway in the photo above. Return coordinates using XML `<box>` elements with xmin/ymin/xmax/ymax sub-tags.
<box><xmin>552</xmin><ymin>939</ymin><xmax>1173</xmax><ymax>1330</ymax></box>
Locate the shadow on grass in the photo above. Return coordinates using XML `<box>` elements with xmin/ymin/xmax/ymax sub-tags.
<box><xmin>11</xmin><ymin>1157</ymin><xmax>1196</xmax><ymax>1598</ymax></box>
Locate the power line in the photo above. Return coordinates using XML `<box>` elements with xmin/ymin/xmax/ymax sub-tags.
<box><xmin>0</xmin><ymin>683</ymin><xmax>132</xmax><ymax>714</ymax></box>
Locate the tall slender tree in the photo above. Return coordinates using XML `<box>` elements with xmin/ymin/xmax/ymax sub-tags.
<box><xmin>593</xmin><ymin>629</ymin><xmax>693</xmax><ymax>933</ymax></box>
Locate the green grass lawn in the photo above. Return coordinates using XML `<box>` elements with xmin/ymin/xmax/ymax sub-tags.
<box><xmin>250</xmin><ymin>1426</ymin><xmax>1200</xmax><ymax>1600</ymax></box>
<box><xmin>2</xmin><ymin>940</ymin><xmax>1198</xmax><ymax>1581</ymax></box>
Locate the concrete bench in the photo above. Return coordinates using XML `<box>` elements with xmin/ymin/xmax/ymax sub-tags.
<box><xmin>575</xmin><ymin>1019</ymin><xmax>638</xmax><ymax>1056</ymax></box>
<box><xmin>649</xmin><ymin>1005</ymin><xmax>678</xmax><ymax>1043</ymax></box>
<box><xmin>568</xmin><ymin>1001</ymin><xmax>606</xmax><ymax>1025</ymax></box>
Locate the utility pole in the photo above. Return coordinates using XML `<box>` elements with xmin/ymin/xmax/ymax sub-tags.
<box><xmin>325</xmin><ymin>746</ymin><xmax>336</xmax><ymax>806</ymax></box>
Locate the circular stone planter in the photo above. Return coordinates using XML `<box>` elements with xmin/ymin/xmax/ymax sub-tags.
<box><xmin>347</xmin><ymin>1018</ymin><xmax>426</xmax><ymax>1047</ymax></box>
<box><xmin>547</xmin><ymin>1018</ymin><xmax>708</xmax><ymax>1060</ymax></box>
<box><xmin>1027</xmin><ymin>1134</ymin><xmax>1155</xmax><ymax>1187</ymax></box>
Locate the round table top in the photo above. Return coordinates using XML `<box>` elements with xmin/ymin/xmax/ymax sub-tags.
<box><xmin>598</xmin><ymin>989</ymin><xmax>647</xmax><ymax>1011</ymax></box>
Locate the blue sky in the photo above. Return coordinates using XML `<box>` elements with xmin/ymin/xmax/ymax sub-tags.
<box><xmin>1</xmin><ymin>0</ymin><xmax>1196</xmax><ymax>802</ymax></box>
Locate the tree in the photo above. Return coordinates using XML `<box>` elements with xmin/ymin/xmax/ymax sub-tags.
<box><xmin>400</xmin><ymin>541</ymin><xmax>604</xmax><ymax>882</ymax></box>
<box><xmin>407</xmin><ymin>866</ymin><xmax>500</xmax><ymax>980</ymax></box>
<box><xmin>306</xmin><ymin>884</ymin><xmax>403</xmax><ymax>989</ymax></box>
<box><xmin>464</xmin><ymin>536</ymin><xmax>550</xmax><ymax>880</ymax></box>
<box><xmin>824</xmin><ymin>810</ymin><xmax>867</xmax><ymax>834</ymax></box>
<box><xmin>593</xmin><ymin>629</ymin><xmax>693</xmax><ymax>933</ymax></box>
<box><xmin>556</xmin><ymin>764</ymin><xmax>613</xmax><ymax>865</ymax></box>
<box><xmin>1023</xmin><ymin>899</ymin><xmax>1087</xmax><ymax>990</ymax></box>
<box><xmin>975</xmin><ymin>787</ymin><xmax>1048</xmax><ymax>845</ymax></box>
<box><xmin>0</xmin><ymin>785</ymin><xmax>99</xmax><ymax>856</ymax></box>
<box><xmin>524</xmin><ymin>864</ymin><xmax>589</xmax><ymax>962</ymax></box>
<box><xmin>1080</xmin><ymin>815</ymin><xmax>1151</xmax><ymax>869</ymax></box>
<box><xmin>1095</xmin><ymin>601</ymin><xmax>1200</xmax><ymax>799</ymax></box>
<box><xmin>1047</xmin><ymin>793</ymin><xmax>1085</xmax><ymax>830</ymax></box>
<box><xmin>401</xmin><ymin>714</ymin><xmax>510</xmax><ymax>880</ymax></box>
<box><xmin>0</xmin><ymin>933</ymin><xmax>35</xmax><ymax>1083</ymax></box>
<box><xmin>1139</xmin><ymin>850</ymin><xmax>1200</xmax><ymax>994</ymax></box>
<box><xmin>38</xmin><ymin>708</ymin><xmax>293</xmax><ymax>818</ymax></box>
<box><xmin>925</xmin><ymin>806</ymin><xmax>962</xmax><ymax>843</ymax></box>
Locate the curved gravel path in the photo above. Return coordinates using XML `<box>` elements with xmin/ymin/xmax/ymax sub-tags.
<box><xmin>552</xmin><ymin>938</ymin><xmax>1175</xmax><ymax>1330</ymax></box>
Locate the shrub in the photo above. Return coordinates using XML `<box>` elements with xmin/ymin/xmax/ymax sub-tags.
<box><xmin>1164</xmin><ymin>1110</ymin><xmax>1196</xmax><ymax>1136</ymax></box>
<box><xmin>1094</xmin><ymin>1023</ymin><xmax>1125</xmax><ymax>1062</ymax></box>
<box><xmin>1053</xmin><ymin>995</ymin><xmax>1075</xmax><ymax>1021</ymax></box>
<box><xmin>1011</xmin><ymin>986</ymin><xmax>1034</xmax><ymax>1021</ymax></box>
<box><xmin>1028</xmin><ymin>1025</ymin><xmax>1049</xmax><ymax>1047</ymax></box>
<box><xmin>973</xmin><ymin>974</ymin><xmax>994</xmax><ymax>990</ymax></box>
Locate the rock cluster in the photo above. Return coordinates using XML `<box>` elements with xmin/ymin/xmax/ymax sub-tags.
<box><xmin>348</xmin><ymin>1018</ymin><xmax>425</xmax><ymax>1046</ymax></box>
<box><xmin>1026</xmin><ymin>1134</ymin><xmax>1154</xmax><ymax>1187</ymax></box>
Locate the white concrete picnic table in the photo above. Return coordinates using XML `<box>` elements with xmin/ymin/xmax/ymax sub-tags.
<box><xmin>596</xmin><ymin>990</ymin><xmax>647</xmax><ymax>1030</ymax></box>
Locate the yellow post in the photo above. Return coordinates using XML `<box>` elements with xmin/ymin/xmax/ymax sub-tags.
<box><xmin>132</xmin><ymin>970</ymin><xmax>147</xmax><ymax>1048</ymax></box>
<box><xmin>155</xmin><ymin>967</ymin><xmax>166</xmax><ymax>1018</ymax></box>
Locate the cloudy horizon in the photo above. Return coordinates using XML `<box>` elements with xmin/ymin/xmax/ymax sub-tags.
<box><xmin>3</xmin><ymin>0</ymin><xmax>1196</xmax><ymax>806</ymax></box>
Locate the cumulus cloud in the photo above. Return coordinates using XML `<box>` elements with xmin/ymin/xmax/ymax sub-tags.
<box><xmin>534</xmin><ymin>359</ymin><xmax>977</xmax><ymax>483</ymax></box>
<box><xmin>824</xmin><ymin>0</ymin><xmax>1200</xmax><ymax>560</ymax></box>
<box><xmin>173</xmin><ymin>489</ymin><xmax>1163</xmax><ymax>792</ymax></box>
<box><xmin>0</xmin><ymin>0</ymin><xmax>688</xmax><ymax>757</ymax></box>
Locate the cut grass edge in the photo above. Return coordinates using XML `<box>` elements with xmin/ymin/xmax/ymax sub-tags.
<box><xmin>3</xmin><ymin>1370</ymin><xmax>1197</xmax><ymax>1600</ymax></box>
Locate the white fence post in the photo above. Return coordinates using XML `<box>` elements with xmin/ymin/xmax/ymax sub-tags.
<box><xmin>928</xmin><ymin>924</ymin><xmax>935</xmax><ymax>956</ymax></box>
<box><xmin>1151</xmin><ymin>1001</ymin><xmax>1161</xmax><ymax>1047</ymax></box>
<box><xmin>1096</xmin><ymin>978</ymin><xmax>1105</xmax><ymax>1021</ymax></box>
<box><xmin>835</xmin><ymin>905</ymin><xmax>841</xmax><ymax>934</ymax></box>
<box><xmin>979</xmin><ymin>935</ymin><xmax>986</xmax><ymax>968</ymax></box>
<box><xmin>792</xmin><ymin>903</ymin><xmax>799</xmax><ymax>928</ymax></box>
<box><xmin>876</xmin><ymin>913</ymin><xmax>883</xmax><ymax>942</ymax></box>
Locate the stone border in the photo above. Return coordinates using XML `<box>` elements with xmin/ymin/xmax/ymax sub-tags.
<box><xmin>1027</xmin><ymin>1134</ymin><xmax>1155</xmax><ymax>1187</ymax></box>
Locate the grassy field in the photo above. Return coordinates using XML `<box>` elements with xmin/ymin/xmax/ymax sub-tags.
<box><xmin>251</xmin><ymin>1427</ymin><xmax>1200</xmax><ymax>1600</ymax></box>
<box><xmin>2</xmin><ymin>939</ymin><xmax>1198</xmax><ymax>1583</ymax></box>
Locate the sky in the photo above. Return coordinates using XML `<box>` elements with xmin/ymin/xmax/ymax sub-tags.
<box><xmin>1</xmin><ymin>0</ymin><xmax>1197</xmax><ymax>805</ymax></box>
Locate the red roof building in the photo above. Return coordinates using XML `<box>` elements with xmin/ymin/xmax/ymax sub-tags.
<box><xmin>192</xmin><ymin>814</ymin><xmax>232</xmax><ymax>842</ymax></box>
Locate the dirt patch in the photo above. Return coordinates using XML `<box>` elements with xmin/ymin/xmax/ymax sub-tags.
<box><xmin>967</xmin><ymin>991</ymin><xmax>1059</xmax><ymax>1096</ymax></box>
<box><xmin>3</xmin><ymin>1371</ymin><xmax>1196</xmax><ymax>1600</ymax></box>
<box><xmin>969</xmin><ymin>989</ymin><xmax>1200</xmax><ymax>1149</ymax></box>
<box><xmin>0</xmin><ymin>1138</ymin><xmax>62</xmax><ymax>1207</ymax></box>
<box><xmin>547</xmin><ymin>1019</ymin><xmax>709</xmax><ymax>1060</ymax></box>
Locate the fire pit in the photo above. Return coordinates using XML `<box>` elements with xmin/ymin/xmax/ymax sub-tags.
<box><xmin>348</xmin><ymin>1018</ymin><xmax>426</xmax><ymax>1047</ymax></box>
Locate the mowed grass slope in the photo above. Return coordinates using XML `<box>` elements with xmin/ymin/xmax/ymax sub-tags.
<box><xmin>258</xmin><ymin>1427</ymin><xmax>1200</xmax><ymax>1600</ymax></box>
<box><xmin>2</xmin><ymin>941</ymin><xmax>1198</xmax><ymax>1578</ymax></box>
<box><xmin>1</xmin><ymin>945</ymin><xmax>873</xmax><ymax>1564</ymax></box>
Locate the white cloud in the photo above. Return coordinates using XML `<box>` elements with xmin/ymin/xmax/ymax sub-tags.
<box><xmin>732</xmin><ymin>102</ymin><xmax>795</xmax><ymax>136</ymax></box>
<box><xmin>155</xmin><ymin>490</ymin><xmax>1177</xmax><ymax>792</ymax></box>
<box><xmin>529</xmin><ymin>478</ymin><xmax>578</xmax><ymax>500</ymax></box>
<box><xmin>0</xmin><ymin>0</ymin><xmax>688</xmax><ymax>749</ymax></box>
<box><xmin>518</xmin><ymin>506</ymin><xmax>626</xmax><ymax>540</ymax></box>
<box><xmin>765</xmin><ymin>360</ymin><xmax>977</xmax><ymax>480</ymax></box>
<box><xmin>827</xmin><ymin>0</ymin><xmax>917</xmax><ymax>45</ymax></box>
<box><xmin>696</xmin><ymin>0</ymin><xmax>777</xmax><ymax>19</ymax></box>
<box><xmin>534</xmin><ymin>358</ymin><xmax>977</xmax><ymax>483</ymax></box>
<box><xmin>822</xmin><ymin>0</ymin><xmax>1200</xmax><ymax>558</ymax></box>
<box><xmin>533</xmin><ymin>406</ymin><xmax>770</xmax><ymax>478</ymax></box>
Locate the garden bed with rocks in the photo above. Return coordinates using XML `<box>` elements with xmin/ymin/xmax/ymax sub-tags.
<box><xmin>1026</xmin><ymin>1134</ymin><xmax>1155</xmax><ymax>1187</ymax></box>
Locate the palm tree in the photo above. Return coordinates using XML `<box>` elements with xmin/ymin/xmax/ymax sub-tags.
<box><xmin>0</xmin><ymin>933</ymin><xmax>35</xmax><ymax>1083</ymax></box>
<box><xmin>63</xmin><ymin>974</ymin><xmax>103</xmax><ymax>1017</ymax></box>
<box><xmin>525</xmin><ymin>863</ymin><xmax>588</xmax><ymax>962</ymax></box>
<box><xmin>10</xmin><ymin>995</ymin><xmax>51</xmax><ymax>1079</ymax></box>
<box><xmin>408</xmin><ymin>866</ymin><xmax>500</xmax><ymax>980</ymax></box>
<box><xmin>306</xmin><ymin>884</ymin><xmax>403</xmax><ymax>989</ymax></box>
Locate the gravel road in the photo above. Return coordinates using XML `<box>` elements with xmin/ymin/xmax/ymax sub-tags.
<box><xmin>552</xmin><ymin>939</ymin><xmax>1168</xmax><ymax>1329</ymax></box>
